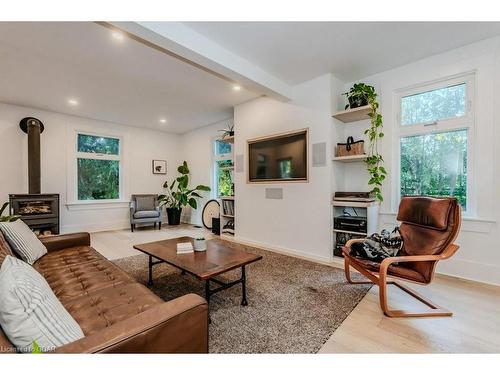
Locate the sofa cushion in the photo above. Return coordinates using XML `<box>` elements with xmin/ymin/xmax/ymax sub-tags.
<box><xmin>63</xmin><ymin>283</ymin><xmax>162</xmax><ymax>336</ymax></box>
<box><xmin>34</xmin><ymin>247</ymin><xmax>135</xmax><ymax>302</ymax></box>
<box><xmin>0</xmin><ymin>256</ymin><xmax>84</xmax><ymax>352</ymax></box>
<box><xmin>136</xmin><ymin>196</ymin><xmax>156</xmax><ymax>211</ymax></box>
<box><xmin>34</xmin><ymin>245</ymin><xmax>105</xmax><ymax>272</ymax></box>
<box><xmin>0</xmin><ymin>220</ymin><xmax>47</xmax><ymax>264</ymax></box>
<box><xmin>134</xmin><ymin>210</ymin><xmax>160</xmax><ymax>219</ymax></box>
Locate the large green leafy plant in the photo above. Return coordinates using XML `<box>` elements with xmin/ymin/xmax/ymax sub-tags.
<box><xmin>0</xmin><ymin>202</ymin><xmax>19</xmax><ymax>222</ymax></box>
<box><xmin>158</xmin><ymin>161</ymin><xmax>210</xmax><ymax>210</ymax></box>
<box><xmin>343</xmin><ymin>83</ymin><xmax>387</xmax><ymax>202</ymax></box>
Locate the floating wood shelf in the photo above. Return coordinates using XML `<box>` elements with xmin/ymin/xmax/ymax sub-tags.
<box><xmin>220</xmin><ymin>196</ymin><xmax>235</xmax><ymax>200</ymax></box>
<box><xmin>332</xmin><ymin>154</ymin><xmax>367</xmax><ymax>163</ymax></box>
<box><xmin>332</xmin><ymin>105</ymin><xmax>371</xmax><ymax>123</ymax></box>
<box><xmin>332</xmin><ymin>200</ymin><xmax>379</xmax><ymax>208</ymax></box>
<box><xmin>220</xmin><ymin>136</ymin><xmax>234</xmax><ymax>143</ymax></box>
<box><xmin>219</xmin><ymin>166</ymin><xmax>234</xmax><ymax>171</ymax></box>
<box><xmin>221</xmin><ymin>214</ymin><xmax>234</xmax><ymax>218</ymax></box>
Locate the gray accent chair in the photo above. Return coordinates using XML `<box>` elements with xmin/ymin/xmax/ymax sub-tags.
<box><xmin>130</xmin><ymin>194</ymin><xmax>162</xmax><ymax>232</ymax></box>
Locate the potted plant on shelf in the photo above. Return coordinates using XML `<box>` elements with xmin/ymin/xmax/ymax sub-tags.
<box><xmin>218</xmin><ymin>121</ymin><xmax>234</xmax><ymax>140</ymax></box>
<box><xmin>158</xmin><ymin>161</ymin><xmax>211</xmax><ymax>225</ymax></box>
<box><xmin>342</xmin><ymin>82</ymin><xmax>372</xmax><ymax>110</ymax></box>
<box><xmin>343</xmin><ymin>83</ymin><xmax>387</xmax><ymax>202</ymax></box>
<box><xmin>0</xmin><ymin>202</ymin><xmax>19</xmax><ymax>222</ymax></box>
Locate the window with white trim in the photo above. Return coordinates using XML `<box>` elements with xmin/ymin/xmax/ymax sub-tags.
<box><xmin>213</xmin><ymin>139</ymin><xmax>233</xmax><ymax>198</ymax></box>
<box><xmin>76</xmin><ymin>133</ymin><xmax>122</xmax><ymax>201</ymax></box>
<box><xmin>397</xmin><ymin>73</ymin><xmax>474</xmax><ymax>211</ymax></box>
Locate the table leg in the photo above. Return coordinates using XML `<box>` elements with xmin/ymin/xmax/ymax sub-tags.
<box><xmin>205</xmin><ymin>279</ymin><xmax>211</xmax><ymax>324</ymax></box>
<box><xmin>148</xmin><ymin>255</ymin><xmax>153</xmax><ymax>286</ymax></box>
<box><xmin>241</xmin><ymin>265</ymin><xmax>248</xmax><ymax>306</ymax></box>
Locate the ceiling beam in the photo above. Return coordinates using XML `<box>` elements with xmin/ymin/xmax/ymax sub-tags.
<box><xmin>102</xmin><ymin>21</ymin><xmax>292</xmax><ymax>101</ymax></box>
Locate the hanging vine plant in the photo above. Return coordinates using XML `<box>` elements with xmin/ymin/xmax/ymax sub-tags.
<box><xmin>343</xmin><ymin>83</ymin><xmax>387</xmax><ymax>202</ymax></box>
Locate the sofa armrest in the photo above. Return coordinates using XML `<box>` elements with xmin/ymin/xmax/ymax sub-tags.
<box><xmin>40</xmin><ymin>232</ymin><xmax>91</xmax><ymax>252</ymax></box>
<box><xmin>53</xmin><ymin>294</ymin><xmax>208</xmax><ymax>353</ymax></box>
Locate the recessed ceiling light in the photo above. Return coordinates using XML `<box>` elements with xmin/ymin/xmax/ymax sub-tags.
<box><xmin>159</xmin><ymin>118</ymin><xmax>167</xmax><ymax>124</ymax></box>
<box><xmin>67</xmin><ymin>98</ymin><xmax>78</xmax><ymax>106</ymax></box>
<box><xmin>112</xmin><ymin>31</ymin><xmax>125</xmax><ymax>41</ymax></box>
<box><xmin>233</xmin><ymin>85</ymin><xmax>241</xmax><ymax>91</ymax></box>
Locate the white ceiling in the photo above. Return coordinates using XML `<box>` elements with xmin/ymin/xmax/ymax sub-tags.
<box><xmin>0</xmin><ymin>22</ymin><xmax>258</xmax><ymax>134</ymax></box>
<box><xmin>3</xmin><ymin>22</ymin><xmax>500</xmax><ymax>134</ymax></box>
<box><xmin>184</xmin><ymin>22</ymin><xmax>500</xmax><ymax>84</ymax></box>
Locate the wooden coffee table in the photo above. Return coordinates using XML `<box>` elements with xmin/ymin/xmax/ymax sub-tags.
<box><xmin>133</xmin><ymin>237</ymin><xmax>262</xmax><ymax>307</ymax></box>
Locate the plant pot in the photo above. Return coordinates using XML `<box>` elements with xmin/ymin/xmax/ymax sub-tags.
<box><xmin>193</xmin><ymin>238</ymin><xmax>207</xmax><ymax>252</ymax></box>
<box><xmin>228</xmin><ymin>131</ymin><xmax>234</xmax><ymax>136</ymax></box>
<box><xmin>166</xmin><ymin>207</ymin><xmax>182</xmax><ymax>225</ymax></box>
<box><xmin>348</xmin><ymin>95</ymin><xmax>368</xmax><ymax>109</ymax></box>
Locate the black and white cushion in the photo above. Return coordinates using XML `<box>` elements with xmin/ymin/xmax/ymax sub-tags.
<box><xmin>0</xmin><ymin>220</ymin><xmax>47</xmax><ymax>264</ymax></box>
<box><xmin>0</xmin><ymin>256</ymin><xmax>84</xmax><ymax>352</ymax></box>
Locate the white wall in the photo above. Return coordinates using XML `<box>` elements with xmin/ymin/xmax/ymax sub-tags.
<box><xmin>179</xmin><ymin>118</ymin><xmax>232</xmax><ymax>225</ymax></box>
<box><xmin>233</xmin><ymin>74</ymin><xmax>335</xmax><ymax>262</ymax></box>
<box><xmin>0</xmin><ymin>103</ymin><xmax>183</xmax><ymax>233</ymax></box>
<box><xmin>338</xmin><ymin>37</ymin><xmax>500</xmax><ymax>285</ymax></box>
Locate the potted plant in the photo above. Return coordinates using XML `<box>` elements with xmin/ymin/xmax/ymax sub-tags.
<box><xmin>342</xmin><ymin>82</ymin><xmax>372</xmax><ymax>109</ymax></box>
<box><xmin>158</xmin><ymin>161</ymin><xmax>210</xmax><ymax>225</ymax></box>
<box><xmin>193</xmin><ymin>237</ymin><xmax>207</xmax><ymax>252</ymax></box>
<box><xmin>0</xmin><ymin>202</ymin><xmax>19</xmax><ymax>222</ymax></box>
<box><xmin>218</xmin><ymin>121</ymin><xmax>234</xmax><ymax>139</ymax></box>
<box><xmin>343</xmin><ymin>83</ymin><xmax>387</xmax><ymax>202</ymax></box>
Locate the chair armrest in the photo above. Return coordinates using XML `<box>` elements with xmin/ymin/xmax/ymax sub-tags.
<box><xmin>379</xmin><ymin>244</ymin><xmax>460</xmax><ymax>277</ymax></box>
<box><xmin>40</xmin><ymin>232</ymin><xmax>91</xmax><ymax>252</ymax></box>
<box><xmin>341</xmin><ymin>238</ymin><xmax>366</xmax><ymax>257</ymax></box>
<box><xmin>53</xmin><ymin>294</ymin><xmax>208</xmax><ymax>353</ymax></box>
<box><xmin>344</xmin><ymin>238</ymin><xmax>365</xmax><ymax>248</ymax></box>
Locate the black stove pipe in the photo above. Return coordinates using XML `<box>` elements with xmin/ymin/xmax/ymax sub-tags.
<box><xmin>19</xmin><ymin>117</ymin><xmax>44</xmax><ymax>195</ymax></box>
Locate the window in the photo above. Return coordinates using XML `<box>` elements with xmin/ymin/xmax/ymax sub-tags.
<box><xmin>76</xmin><ymin>133</ymin><xmax>121</xmax><ymax>201</ymax></box>
<box><xmin>401</xmin><ymin>83</ymin><xmax>466</xmax><ymax>126</ymax></box>
<box><xmin>397</xmin><ymin>74</ymin><xmax>474</xmax><ymax>211</ymax></box>
<box><xmin>213</xmin><ymin>139</ymin><xmax>233</xmax><ymax>197</ymax></box>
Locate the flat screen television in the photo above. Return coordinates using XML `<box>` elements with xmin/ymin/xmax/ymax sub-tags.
<box><xmin>248</xmin><ymin>129</ymin><xmax>308</xmax><ymax>182</ymax></box>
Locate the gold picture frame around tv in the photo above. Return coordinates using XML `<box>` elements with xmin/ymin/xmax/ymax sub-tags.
<box><xmin>247</xmin><ymin>128</ymin><xmax>309</xmax><ymax>184</ymax></box>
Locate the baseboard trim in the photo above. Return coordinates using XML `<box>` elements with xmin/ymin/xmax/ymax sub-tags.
<box><xmin>436</xmin><ymin>258</ymin><xmax>500</xmax><ymax>287</ymax></box>
<box><xmin>230</xmin><ymin>236</ymin><xmax>335</xmax><ymax>266</ymax></box>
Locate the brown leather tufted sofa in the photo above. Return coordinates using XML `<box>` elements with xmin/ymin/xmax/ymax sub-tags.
<box><xmin>0</xmin><ymin>232</ymin><xmax>208</xmax><ymax>353</ymax></box>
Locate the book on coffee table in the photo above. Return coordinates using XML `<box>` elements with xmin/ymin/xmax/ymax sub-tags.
<box><xmin>176</xmin><ymin>242</ymin><xmax>194</xmax><ymax>254</ymax></box>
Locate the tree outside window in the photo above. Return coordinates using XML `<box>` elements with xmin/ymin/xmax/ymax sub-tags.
<box><xmin>77</xmin><ymin>133</ymin><xmax>121</xmax><ymax>200</ymax></box>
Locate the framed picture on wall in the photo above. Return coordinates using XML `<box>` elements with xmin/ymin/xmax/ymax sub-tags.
<box><xmin>152</xmin><ymin>160</ymin><xmax>167</xmax><ymax>174</ymax></box>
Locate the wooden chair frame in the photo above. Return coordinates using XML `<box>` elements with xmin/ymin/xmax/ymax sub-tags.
<box><xmin>343</xmin><ymin>239</ymin><xmax>460</xmax><ymax>318</ymax></box>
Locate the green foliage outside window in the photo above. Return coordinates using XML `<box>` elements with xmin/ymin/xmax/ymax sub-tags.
<box><xmin>217</xmin><ymin>160</ymin><xmax>233</xmax><ymax>197</ymax></box>
<box><xmin>401</xmin><ymin>83</ymin><xmax>466</xmax><ymax>126</ymax></box>
<box><xmin>400</xmin><ymin>130</ymin><xmax>467</xmax><ymax>208</ymax></box>
<box><xmin>78</xmin><ymin>159</ymin><xmax>119</xmax><ymax>200</ymax></box>
<box><xmin>78</xmin><ymin>134</ymin><xmax>119</xmax><ymax>155</ymax></box>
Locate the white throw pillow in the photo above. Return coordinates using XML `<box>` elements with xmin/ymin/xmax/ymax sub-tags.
<box><xmin>0</xmin><ymin>220</ymin><xmax>47</xmax><ymax>264</ymax></box>
<box><xmin>0</xmin><ymin>256</ymin><xmax>84</xmax><ymax>352</ymax></box>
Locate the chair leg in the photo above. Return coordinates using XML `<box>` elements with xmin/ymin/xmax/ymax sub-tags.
<box><xmin>154</xmin><ymin>222</ymin><xmax>157</xmax><ymax>229</ymax></box>
<box><xmin>158</xmin><ymin>221</ymin><xmax>162</xmax><ymax>230</ymax></box>
<box><xmin>131</xmin><ymin>224</ymin><xmax>134</xmax><ymax>232</ymax></box>
<box><xmin>378</xmin><ymin>279</ymin><xmax>452</xmax><ymax>318</ymax></box>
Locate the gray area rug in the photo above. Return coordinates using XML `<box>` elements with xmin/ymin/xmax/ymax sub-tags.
<box><xmin>113</xmin><ymin>241</ymin><xmax>370</xmax><ymax>353</ymax></box>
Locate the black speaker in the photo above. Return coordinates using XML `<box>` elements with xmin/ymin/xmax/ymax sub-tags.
<box><xmin>212</xmin><ymin>217</ymin><xmax>220</xmax><ymax>235</ymax></box>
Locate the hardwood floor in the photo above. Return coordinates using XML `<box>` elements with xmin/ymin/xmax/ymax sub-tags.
<box><xmin>90</xmin><ymin>225</ymin><xmax>500</xmax><ymax>353</ymax></box>
<box><xmin>319</xmin><ymin>276</ymin><xmax>500</xmax><ymax>353</ymax></box>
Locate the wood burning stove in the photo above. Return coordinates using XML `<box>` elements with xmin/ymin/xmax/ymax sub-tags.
<box><xmin>9</xmin><ymin>194</ymin><xmax>60</xmax><ymax>236</ymax></box>
<box><xmin>9</xmin><ymin>117</ymin><xmax>60</xmax><ymax>236</ymax></box>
